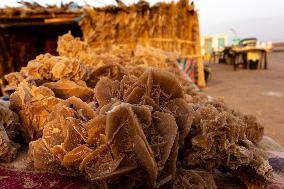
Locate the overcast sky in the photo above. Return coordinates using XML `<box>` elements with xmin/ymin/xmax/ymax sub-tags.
<box><xmin>1</xmin><ymin>0</ymin><xmax>284</xmax><ymax>42</ymax></box>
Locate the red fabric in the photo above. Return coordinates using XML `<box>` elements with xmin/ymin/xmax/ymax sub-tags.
<box><xmin>0</xmin><ymin>151</ymin><xmax>283</xmax><ymax>188</ymax></box>
<box><xmin>0</xmin><ymin>166</ymin><xmax>93</xmax><ymax>189</ymax></box>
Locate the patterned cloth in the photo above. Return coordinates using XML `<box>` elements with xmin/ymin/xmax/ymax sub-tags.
<box><xmin>177</xmin><ymin>58</ymin><xmax>198</xmax><ymax>85</ymax></box>
<box><xmin>0</xmin><ymin>166</ymin><xmax>93</xmax><ymax>189</ymax></box>
<box><xmin>0</xmin><ymin>149</ymin><xmax>283</xmax><ymax>189</ymax></box>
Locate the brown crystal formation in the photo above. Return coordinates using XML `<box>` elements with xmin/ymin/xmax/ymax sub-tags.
<box><xmin>1</xmin><ymin>33</ymin><xmax>272</xmax><ymax>188</ymax></box>
<box><xmin>26</xmin><ymin>53</ymin><xmax>90</xmax><ymax>82</ymax></box>
<box><xmin>173</xmin><ymin>169</ymin><xmax>217</xmax><ymax>189</ymax></box>
<box><xmin>182</xmin><ymin>100</ymin><xmax>272</xmax><ymax>183</ymax></box>
<box><xmin>3</xmin><ymin>72</ymin><xmax>26</xmax><ymax>94</ymax></box>
<box><xmin>43</xmin><ymin>80</ymin><xmax>94</xmax><ymax>102</ymax></box>
<box><xmin>0</xmin><ymin>102</ymin><xmax>20</xmax><ymax>162</ymax></box>
<box><xmin>57</xmin><ymin>33</ymin><xmax>175</xmax><ymax>69</ymax></box>
<box><xmin>26</xmin><ymin>66</ymin><xmax>271</xmax><ymax>187</ymax></box>
<box><xmin>9</xmin><ymin>81</ymin><xmax>62</xmax><ymax>142</ymax></box>
<box><xmin>28</xmin><ymin>70</ymin><xmax>193</xmax><ymax>188</ymax></box>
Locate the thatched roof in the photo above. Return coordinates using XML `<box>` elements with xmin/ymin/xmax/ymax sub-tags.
<box><xmin>0</xmin><ymin>1</ymin><xmax>82</xmax><ymax>19</ymax></box>
<box><xmin>80</xmin><ymin>0</ymin><xmax>200</xmax><ymax>57</ymax></box>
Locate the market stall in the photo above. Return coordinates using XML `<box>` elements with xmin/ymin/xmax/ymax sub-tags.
<box><xmin>0</xmin><ymin>2</ymin><xmax>82</xmax><ymax>78</ymax></box>
<box><xmin>232</xmin><ymin>46</ymin><xmax>269</xmax><ymax>70</ymax></box>
<box><xmin>217</xmin><ymin>38</ymin><xmax>272</xmax><ymax>70</ymax></box>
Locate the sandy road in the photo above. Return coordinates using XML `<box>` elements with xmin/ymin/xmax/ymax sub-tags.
<box><xmin>205</xmin><ymin>52</ymin><xmax>284</xmax><ymax>145</ymax></box>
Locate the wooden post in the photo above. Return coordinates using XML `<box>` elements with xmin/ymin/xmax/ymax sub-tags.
<box><xmin>264</xmin><ymin>51</ymin><xmax>268</xmax><ymax>69</ymax></box>
<box><xmin>192</xmin><ymin>14</ymin><xmax>206</xmax><ymax>88</ymax></box>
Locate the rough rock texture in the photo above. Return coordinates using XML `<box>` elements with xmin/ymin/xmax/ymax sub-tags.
<box><xmin>173</xmin><ymin>169</ymin><xmax>217</xmax><ymax>189</ymax></box>
<box><xmin>43</xmin><ymin>80</ymin><xmax>94</xmax><ymax>102</ymax></box>
<box><xmin>26</xmin><ymin>67</ymin><xmax>271</xmax><ymax>188</ymax></box>
<box><xmin>1</xmin><ymin>33</ymin><xmax>272</xmax><ymax>188</ymax></box>
<box><xmin>26</xmin><ymin>53</ymin><xmax>90</xmax><ymax>82</ymax></box>
<box><xmin>3</xmin><ymin>72</ymin><xmax>26</xmax><ymax>94</ymax></box>
<box><xmin>28</xmin><ymin>70</ymin><xmax>193</xmax><ymax>188</ymax></box>
<box><xmin>9</xmin><ymin>81</ymin><xmax>62</xmax><ymax>142</ymax></box>
<box><xmin>0</xmin><ymin>102</ymin><xmax>20</xmax><ymax>162</ymax></box>
<box><xmin>182</xmin><ymin>103</ymin><xmax>272</xmax><ymax>183</ymax></box>
<box><xmin>57</xmin><ymin>32</ymin><xmax>174</xmax><ymax>69</ymax></box>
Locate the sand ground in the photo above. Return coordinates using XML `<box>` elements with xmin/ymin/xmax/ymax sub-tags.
<box><xmin>204</xmin><ymin>52</ymin><xmax>284</xmax><ymax>145</ymax></box>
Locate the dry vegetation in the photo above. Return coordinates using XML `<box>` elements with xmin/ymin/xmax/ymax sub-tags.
<box><xmin>80</xmin><ymin>0</ymin><xmax>200</xmax><ymax>57</ymax></box>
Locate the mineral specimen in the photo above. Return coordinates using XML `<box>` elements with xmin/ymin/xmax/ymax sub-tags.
<box><xmin>0</xmin><ymin>33</ymin><xmax>272</xmax><ymax>188</ymax></box>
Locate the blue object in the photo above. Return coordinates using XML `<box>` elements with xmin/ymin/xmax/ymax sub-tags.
<box><xmin>74</xmin><ymin>16</ymin><xmax>82</xmax><ymax>23</ymax></box>
<box><xmin>1</xmin><ymin>96</ymin><xmax>9</xmax><ymax>101</ymax></box>
<box><xmin>68</xmin><ymin>2</ymin><xmax>80</xmax><ymax>12</ymax></box>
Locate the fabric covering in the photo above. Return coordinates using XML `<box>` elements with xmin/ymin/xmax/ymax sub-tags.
<box><xmin>0</xmin><ymin>145</ymin><xmax>283</xmax><ymax>189</ymax></box>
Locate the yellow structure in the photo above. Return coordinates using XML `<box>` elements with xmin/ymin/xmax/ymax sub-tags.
<box><xmin>201</xmin><ymin>33</ymin><xmax>228</xmax><ymax>56</ymax></box>
<box><xmin>80</xmin><ymin>0</ymin><xmax>206</xmax><ymax>87</ymax></box>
